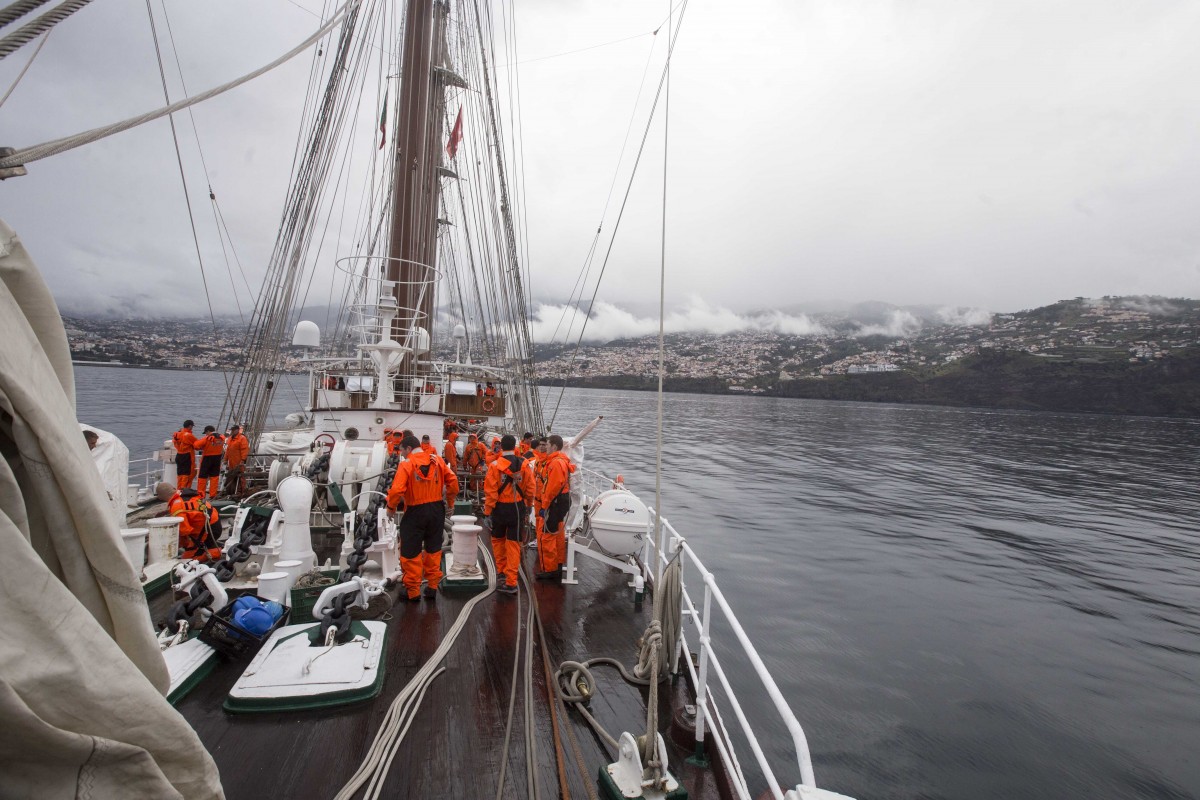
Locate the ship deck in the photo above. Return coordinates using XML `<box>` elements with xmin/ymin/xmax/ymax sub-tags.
<box><xmin>173</xmin><ymin>542</ymin><xmax>733</xmax><ymax>800</ymax></box>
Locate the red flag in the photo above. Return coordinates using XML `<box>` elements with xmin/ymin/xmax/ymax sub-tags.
<box><xmin>378</xmin><ymin>95</ymin><xmax>388</xmax><ymax>150</ymax></box>
<box><xmin>446</xmin><ymin>106</ymin><xmax>463</xmax><ymax>159</ymax></box>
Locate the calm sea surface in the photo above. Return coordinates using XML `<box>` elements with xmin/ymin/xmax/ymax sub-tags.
<box><xmin>77</xmin><ymin>366</ymin><xmax>1200</xmax><ymax>800</ymax></box>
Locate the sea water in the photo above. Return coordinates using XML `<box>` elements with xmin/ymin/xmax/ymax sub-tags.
<box><xmin>77</xmin><ymin>366</ymin><xmax>1200</xmax><ymax>800</ymax></box>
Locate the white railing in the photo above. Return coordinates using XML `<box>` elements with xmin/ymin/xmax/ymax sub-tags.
<box><xmin>574</xmin><ymin>466</ymin><xmax>818</xmax><ymax>800</ymax></box>
<box><xmin>128</xmin><ymin>456</ymin><xmax>162</xmax><ymax>492</ymax></box>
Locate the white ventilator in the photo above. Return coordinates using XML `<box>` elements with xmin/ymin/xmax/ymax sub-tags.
<box><xmin>275</xmin><ymin>476</ymin><xmax>318</xmax><ymax>570</ymax></box>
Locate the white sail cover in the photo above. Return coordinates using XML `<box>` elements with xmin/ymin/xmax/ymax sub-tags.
<box><xmin>80</xmin><ymin>423</ymin><xmax>129</xmax><ymax>530</ymax></box>
<box><xmin>0</xmin><ymin>220</ymin><xmax>223</xmax><ymax>799</ymax></box>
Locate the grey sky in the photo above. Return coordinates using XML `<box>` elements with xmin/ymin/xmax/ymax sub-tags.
<box><xmin>2</xmin><ymin>0</ymin><xmax>1198</xmax><ymax>328</ymax></box>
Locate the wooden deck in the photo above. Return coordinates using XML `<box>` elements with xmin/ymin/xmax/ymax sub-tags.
<box><xmin>172</xmin><ymin>541</ymin><xmax>734</xmax><ymax>800</ymax></box>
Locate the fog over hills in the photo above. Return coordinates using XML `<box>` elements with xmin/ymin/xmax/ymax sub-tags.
<box><xmin>60</xmin><ymin>295</ymin><xmax>1197</xmax><ymax>344</ymax></box>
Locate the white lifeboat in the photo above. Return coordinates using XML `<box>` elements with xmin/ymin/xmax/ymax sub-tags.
<box><xmin>587</xmin><ymin>489</ymin><xmax>650</xmax><ymax>556</ymax></box>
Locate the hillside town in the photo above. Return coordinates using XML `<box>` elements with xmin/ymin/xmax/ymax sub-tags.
<box><xmin>66</xmin><ymin>297</ymin><xmax>1200</xmax><ymax>393</ymax></box>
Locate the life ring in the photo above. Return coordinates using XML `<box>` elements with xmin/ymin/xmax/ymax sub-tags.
<box><xmin>481</xmin><ymin>398</ymin><xmax>496</xmax><ymax>413</ymax></box>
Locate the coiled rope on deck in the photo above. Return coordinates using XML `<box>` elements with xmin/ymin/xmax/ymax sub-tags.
<box><xmin>0</xmin><ymin>0</ymin><xmax>360</xmax><ymax>168</ymax></box>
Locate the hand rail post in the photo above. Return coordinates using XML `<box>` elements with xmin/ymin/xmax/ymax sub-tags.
<box><xmin>687</xmin><ymin>581</ymin><xmax>713</xmax><ymax>767</ymax></box>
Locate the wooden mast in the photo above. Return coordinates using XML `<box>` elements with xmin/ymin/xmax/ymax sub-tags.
<box><xmin>386</xmin><ymin>0</ymin><xmax>443</xmax><ymax>350</ymax></box>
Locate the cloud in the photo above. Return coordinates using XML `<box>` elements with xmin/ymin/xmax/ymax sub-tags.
<box><xmin>854</xmin><ymin>309</ymin><xmax>922</xmax><ymax>338</ymax></box>
<box><xmin>531</xmin><ymin>296</ymin><xmax>828</xmax><ymax>343</ymax></box>
<box><xmin>1116</xmin><ymin>296</ymin><xmax>1184</xmax><ymax>316</ymax></box>
<box><xmin>936</xmin><ymin>306</ymin><xmax>993</xmax><ymax>326</ymax></box>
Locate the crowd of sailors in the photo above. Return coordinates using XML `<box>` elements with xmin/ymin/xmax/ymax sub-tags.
<box><xmin>382</xmin><ymin>420</ymin><xmax>573</xmax><ymax>600</ymax></box>
<box><xmin>151</xmin><ymin>416</ymin><xmax>574</xmax><ymax>601</ymax></box>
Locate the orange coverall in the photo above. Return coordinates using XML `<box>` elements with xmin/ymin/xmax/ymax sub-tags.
<box><xmin>168</xmin><ymin>492</ymin><xmax>222</xmax><ymax>561</ymax></box>
<box><xmin>193</xmin><ymin>433</ymin><xmax>226</xmax><ymax>498</ymax></box>
<box><xmin>538</xmin><ymin>451</ymin><xmax>573</xmax><ymax>573</ymax></box>
<box><xmin>483</xmin><ymin>453</ymin><xmax>528</xmax><ymax>589</ymax></box>
<box><xmin>387</xmin><ymin>450</ymin><xmax>460</xmax><ymax>599</ymax></box>
<box><xmin>172</xmin><ymin>427</ymin><xmax>197</xmax><ymax>489</ymax></box>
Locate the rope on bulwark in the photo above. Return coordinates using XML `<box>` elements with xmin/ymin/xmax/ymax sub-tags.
<box><xmin>0</xmin><ymin>0</ymin><xmax>90</xmax><ymax>60</ymax></box>
<box><xmin>0</xmin><ymin>0</ymin><xmax>359</xmax><ymax>167</ymax></box>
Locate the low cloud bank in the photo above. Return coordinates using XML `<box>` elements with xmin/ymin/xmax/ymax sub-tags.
<box><xmin>531</xmin><ymin>297</ymin><xmax>828</xmax><ymax>343</ymax></box>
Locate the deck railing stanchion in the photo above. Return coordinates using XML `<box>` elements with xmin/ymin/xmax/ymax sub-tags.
<box><xmin>688</xmin><ymin>581</ymin><xmax>713</xmax><ymax>766</ymax></box>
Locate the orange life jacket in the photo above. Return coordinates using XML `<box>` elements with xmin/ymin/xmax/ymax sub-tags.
<box><xmin>464</xmin><ymin>440</ymin><xmax>487</xmax><ymax>469</ymax></box>
<box><xmin>483</xmin><ymin>453</ymin><xmax>527</xmax><ymax>514</ymax></box>
<box><xmin>169</xmin><ymin>493</ymin><xmax>221</xmax><ymax>560</ymax></box>
<box><xmin>172</xmin><ymin>428</ymin><xmax>197</xmax><ymax>455</ymax></box>
<box><xmin>195</xmin><ymin>434</ymin><xmax>225</xmax><ymax>458</ymax></box>
<box><xmin>387</xmin><ymin>450</ymin><xmax>460</xmax><ymax>509</ymax></box>
<box><xmin>225</xmin><ymin>433</ymin><xmax>249</xmax><ymax>468</ymax></box>
<box><xmin>539</xmin><ymin>451</ymin><xmax>572</xmax><ymax>511</ymax></box>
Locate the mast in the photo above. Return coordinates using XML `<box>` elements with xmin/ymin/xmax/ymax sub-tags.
<box><xmin>385</xmin><ymin>0</ymin><xmax>446</xmax><ymax>355</ymax></box>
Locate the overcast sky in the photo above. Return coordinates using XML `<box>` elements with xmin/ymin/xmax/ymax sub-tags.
<box><xmin>2</xmin><ymin>0</ymin><xmax>1198</xmax><ymax>329</ymax></box>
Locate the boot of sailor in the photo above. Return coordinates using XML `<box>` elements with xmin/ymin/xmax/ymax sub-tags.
<box><xmin>504</xmin><ymin>539</ymin><xmax>521</xmax><ymax>587</ymax></box>
<box><xmin>490</xmin><ymin>533</ymin><xmax>507</xmax><ymax>579</ymax></box>
<box><xmin>400</xmin><ymin>556</ymin><xmax>423</xmax><ymax>601</ymax></box>
<box><xmin>422</xmin><ymin>550</ymin><xmax>442</xmax><ymax>598</ymax></box>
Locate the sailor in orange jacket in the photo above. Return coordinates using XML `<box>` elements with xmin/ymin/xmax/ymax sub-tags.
<box><xmin>484</xmin><ymin>438</ymin><xmax>502</xmax><ymax>465</ymax></box>
<box><xmin>192</xmin><ymin>425</ymin><xmax>226</xmax><ymax>499</ymax></box>
<box><xmin>536</xmin><ymin>434</ymin><xmax>573</xmax><ymax>579</ymax></box>
<box><xmin>442</xmin><ymin>430</ymin><xmax>459</xmax><ymax>472</ymax></box>
<box><xmin>420</xmin><ymin>434</ymin><xmax>437</xmax><ymax>455</ymax></box>
<box><xmin>222</xmin><ymin>425</ymin><xmax>250</xmax><ymax>497</ymax></box>
<box><xmin>482</xmin><ymin>434</ymin><xmax>527</xmax><ymax>594</ymax></box>
<box><xmin>156</xmin><ymin>482</ymin><xmax>223</xmax><ymax>561</ymax></box>
<box><xmin>526</xmin><ymin>438</ymin><xmax>548</xmax><ymax>550</ymax></box>
<box><xmin>463</xmin><ymin>433</ymin><xmax>488</xmax><ymax>492</ymax></box>
<box><xmin>515</xmin><ymin>432</ymin><xmax>534</xmax><ymax>457</ymax></box>
<box><xmin>171</xmin><ymin>420</ymin><xmax>197</xmax><ymax>489</ymax></box>
<box><xmin>386</xmin><ymin>435</ymin><xmax>460</xmax><ymax>601</ymax></box>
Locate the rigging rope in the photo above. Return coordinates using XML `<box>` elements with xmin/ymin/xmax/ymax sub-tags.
<box><xmin>0</xmin><ymin>0</ymin><xmax>360</xmax><ymax>168</ymax></box>
<box><xmin>0</xmin><ymin>0</ymin><xmax>91</xmax><ymax>59</ymax></box>
<box><xmin>0</xmin><ymin>24</ymin><xmax>45</xmax><ymax>108</ymax></box>
<box><xmin>548</xmin><ymin>0</ymin><xmax>690</xmax><ymax>430</ymax></box>
<box><xmin>143</xmin><ymin>0</ymin><xmax>233</xmax><ymax>402</ymax></box>
<box><xmin>0</xmin><ymin>0</ymin><xmax>53</xmax><ymax>30</ymax></box>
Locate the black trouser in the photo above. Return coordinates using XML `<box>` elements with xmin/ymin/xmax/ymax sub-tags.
<box><xmin>175</xmin><ymin>452</ymin><xmax>192</xmax><ymax>477</ymax></box>
<box><xmin>399</xmin><ymin>501</ymin><xmax>445</xmax><ymax>558</ymax></box>
<box><xmin>198</xmin><ymin>454</ymin><xmax>222</xmax><ymax>478</ymax></box>
<box><xmin>546</xmin><ymin>493</ymin><xmax>571</xmax><ymax>532</ymax></box>
<box><xmin>491</xmin><ymin>502</ymin><xmax>521</xmax><ymax>542</ymax></box>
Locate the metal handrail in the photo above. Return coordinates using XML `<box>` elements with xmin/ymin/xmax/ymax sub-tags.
<box><xmin>574</xmin><ymin>466</ymin><xmax>818</xmax><ymax>798</ymax></box>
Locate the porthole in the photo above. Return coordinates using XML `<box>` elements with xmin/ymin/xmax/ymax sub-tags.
<box><xmin>344</xmin><ymin>427</ymin><xmax>360</xmax><ymax>440</ymax></box>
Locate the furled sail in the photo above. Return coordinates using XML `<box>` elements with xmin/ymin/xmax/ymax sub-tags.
<box><xmin>0</xmin><ymin>219</ymin><xmax>222</xmax><ymax>799</ymax></box>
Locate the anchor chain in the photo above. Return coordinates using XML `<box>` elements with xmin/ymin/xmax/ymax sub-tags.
<box><xmin>167</xmin><ymin>580</ymin><xmax>214</xmax><ymax>629</ymax></box>
<box><xmin>339</xmin><ymin>452</ymin><xmax>399</xmax><ymax>581</ymax></box>
<box><xmin>212</xmin><ymin>512</ymin><xmax>271</xmax><ymax>582</ymax></box>
<box><xmin>318</xmin><ymin>589</ymin><xmax>356</xmax><ymax>645</ymax></box>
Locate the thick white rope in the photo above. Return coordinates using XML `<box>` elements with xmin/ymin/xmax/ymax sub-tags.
<box><xmin>335</xmin><ymin>538</ymin><xmax>496</xmax><ymax>800</ymax></box>
<box><xmin>0</xmin><ymin>0</ymin><xmax>360</xmax><ymax>168</ymax></box>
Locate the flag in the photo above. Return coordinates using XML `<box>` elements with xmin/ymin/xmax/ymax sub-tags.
<box><xmin>446</xmin><ymin>106</ymin><xmax>463</xmax><ymax>159</ymax></box>
<box><xmin>378</xmin><ymin>94</ymin><xmax>388</xmax><ymax>150</ymax></box>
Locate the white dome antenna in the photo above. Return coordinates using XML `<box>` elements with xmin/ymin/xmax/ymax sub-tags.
<box><xmin>292</xmin><ymin>320</ymin><xmax>320</xmax><ymax>348</ymax></box>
